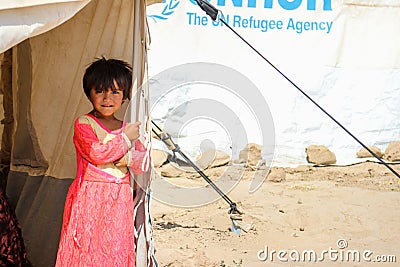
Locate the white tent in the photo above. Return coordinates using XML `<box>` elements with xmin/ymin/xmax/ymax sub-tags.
<box><xmin>0</xmin><ymin>0</ymin><xmax>156</xmax><ymax>266</ymax></box>
<box><xmin>146</xmin><ymin>0</ymin><xmax>400</xmax><ymax>167</ymax></box>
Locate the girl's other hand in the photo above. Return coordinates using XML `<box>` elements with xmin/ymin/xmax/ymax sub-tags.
<box><xmin>124</xmin><ymin>121</ymin><xmax>141</xmax><ymax>141</ymax></box>
<box><xmin>114</xmin><ymin>156</ymin><xmax>127</xmax><ymax>167</ymax></box>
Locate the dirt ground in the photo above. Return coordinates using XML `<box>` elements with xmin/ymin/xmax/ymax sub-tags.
<box><xmin>150</xmin><ymin>161</ymin><xmax>400</xmax><ymax>266</ymax></box>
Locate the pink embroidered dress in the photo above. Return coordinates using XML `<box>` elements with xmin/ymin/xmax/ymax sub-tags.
<box><xmin>56</xmin><ymin>114</ymin><xmax>146</xmax><ymax>267</ymax></box>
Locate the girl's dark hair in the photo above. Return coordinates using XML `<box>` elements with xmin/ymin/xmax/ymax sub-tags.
<box><xmin>83</xmin><ymin>57</ymin><xmax>133</xmax><ymax>100</ymax></box>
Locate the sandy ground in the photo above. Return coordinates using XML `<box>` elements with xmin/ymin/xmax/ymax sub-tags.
<box><xmin>150</xmin><ymin>161</ymin><xmax>400</xmax><ymax>266</ymax></box>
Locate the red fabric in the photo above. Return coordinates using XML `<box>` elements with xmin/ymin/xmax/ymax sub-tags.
<box><xmin>73</xmin><ymin>121</ymin><xmax>129</xmax><ymax>165</ymax></box>
<box><xmin>130</xmin><ymin>140</ymin><xmax>148</xmax><ymax>175</ymax></box>
<box><xmin>56</xmin><ymin>115</ymin><xmax>146</xmax><ymax>267</ymax></box>
<box><xmin>0</xmin><ymin>186</ymin><xmax>28</xmax><ymax>267</ymax></box>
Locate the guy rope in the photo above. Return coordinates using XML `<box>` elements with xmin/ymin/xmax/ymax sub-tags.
<box><xmin>194</xmin><ymin>0</ymin><xmax>400</xmax><ymax>180</ymax></box>
<box><xmin>151</xmin><ymin>120</ymin><xmax>252</xmax><ymax>233</ymax></box>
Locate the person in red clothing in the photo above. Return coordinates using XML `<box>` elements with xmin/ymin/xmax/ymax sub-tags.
<box><xmin>0</xmin><ymin>186</ymin><xmax>29</xmax><ymax>267</ymax></box>
<box><xmin>56</xmin><ymin>57</ymin><xmax>148</xmax><ymax>266</ymax></box>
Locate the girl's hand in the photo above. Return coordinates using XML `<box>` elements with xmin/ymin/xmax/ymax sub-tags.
<box><xmin>114</xmin><ymin>156</ymin><xmax>127</xmax><ymax>167</ymax></box>
<box><xmin>124</xmin><ymin>121</ymin><xmax>141</xmax><ymax>141</ymax></box>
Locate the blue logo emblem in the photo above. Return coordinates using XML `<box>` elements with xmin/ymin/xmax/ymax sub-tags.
<box><xmin>147</xmin><ymin>0</ymin><xmax>181</xmax><ymax>22</ymax></box>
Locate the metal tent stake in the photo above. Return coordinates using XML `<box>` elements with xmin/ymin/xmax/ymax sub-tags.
<box><xmin>151</xmin><ymin>120</ymin><xmax>240</xmax><ymax>214</ymax></box>
<box><xmin>151</xmin><ymin>120</ymin><xmax>252</xmax><ymax>233</ymax></box>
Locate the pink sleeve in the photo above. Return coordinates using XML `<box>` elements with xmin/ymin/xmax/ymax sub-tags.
<box><xmin>129</xmin><ymin>140</ymin><xmax>149</xmax><ymax>174</ymax></box>
<box><xmin>73</xmin><ymin>119</ymin><xmax>130</xmax><ymax>165</ymax></box>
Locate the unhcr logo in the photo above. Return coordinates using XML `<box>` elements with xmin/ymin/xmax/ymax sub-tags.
<box><xmin>148</xmin><ymin>0</ymin><xmax>332</xmax><ymax>22</ymax></box>
<box><xmin>148</xmin><ymin>0</ymin><xmax>180</xmax><ymax>22</ymax></box>
<box><xmin>189</xmin><ymin>0</ymin><xmax>332</xmax><ymax>10</ymax></box>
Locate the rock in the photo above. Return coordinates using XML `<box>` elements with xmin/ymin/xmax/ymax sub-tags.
<box><xmin>203</xmin><ymin>167</ymin><xmax>226</xmax><ymax>180</ymax></box>
<box><xmin>305</xmin><ymin>145</ymin><xmax>336</xmax><ymax>165</ymax></box>
<box><xmin>266</xmin><ymin>167</ymin><xmax>286</xmax><ymax>182</ymax></box>
<box><xmin>158</xmin><ymin>162</ymin><xmax>184</xmax><ymax>177</ymax></box>
<box><xmin>151</xmin><ymin>149</ymin><xmax>169</xmax><ymax>168</ymax></box>
<box><xmin>384</xmin><ymin>141</ymin><xmax>400</xmax><ymax>161</ymax></box>
<box><xmin>356</xmin><ymin>146</ymin><xmax>383</xmax><ymax>158</ymax></box>
<box><xmin>238</xmin><ymin>143</ymin><xmax>262</xmax><ymax>167</ymax></box>
<box><xmin>232</xmin><ymin>158</ymin><xmax>245</xmax><ymax>164</ymax></box>
<box><xmin>257</xmin><ymin>159</ymin><xmax>267</xmax><ymax>170</ymax></box>
<box><xmin>196</xmin><ymin>149</ymin><xmax>230</xmax><ymax>169</ymax></box>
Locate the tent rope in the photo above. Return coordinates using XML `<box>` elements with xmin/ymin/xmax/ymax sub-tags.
<box><xmin>194</xmin><ymin>0</ymin><xmax>400</xmax><ymax>180</ymax></box>
<box><xmin>151</xmin><ymin>120</ymin><xmax>241</xmax><ymax>215</ymax></box>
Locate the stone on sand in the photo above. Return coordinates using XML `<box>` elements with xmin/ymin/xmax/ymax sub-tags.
<box><xmin>384</xmin><ymin>141</ymin><xmax>400</xmax><ymax>161</ymax></box>
<box><xmin>151</xmin><ymin>149</ymin><xmax>169</xmax><ymax>168</ymax></box>
<box><xmin>305</xmin><ymin>145</ymin><xmax>336</xmax><ymax>165</ymax></box>
<box><xmin>238</xmin><ymin>143</ymin><xmax>262</xmax><ymax>167</ymax></box>
<box><xmin>158</xmin><ymin>162</ymin><xmax>184</xmax><ymax>177</ymax></box>
<box><xmin>196</xmin><ymin>149</ymin><xmax>230</xmax><ymax>169</ymax></box>
<box><xmin>266</xmin><ymin>167</ymin><xmax>286</xmax><ymax>182</ymax></box>
<box><xmin>356</xmin><ymin>146</ymin><xmax>383</xmax><ymax>158</ymax></box>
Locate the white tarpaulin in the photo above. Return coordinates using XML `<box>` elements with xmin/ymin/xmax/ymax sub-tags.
<box><xmin>0</xmin><ymin>0</ymin><xmax>91</xmax><ymax>54</ymax></box>
<box><xmin>146</xmin><ymin>0</ymin><xmax>400</xmax><ymax>166</ymax></box>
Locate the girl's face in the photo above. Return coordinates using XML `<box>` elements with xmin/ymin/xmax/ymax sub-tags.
<box><xmin>89</xmin><ymin>80</ymin><xmax>124</xmax><ymax>118</ymax></box>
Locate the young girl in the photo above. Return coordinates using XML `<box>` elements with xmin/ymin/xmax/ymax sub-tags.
<box><xmin>56</xmin><ymin>57</ymin><xmax>148</xmax><ymax>266</ymax></box>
